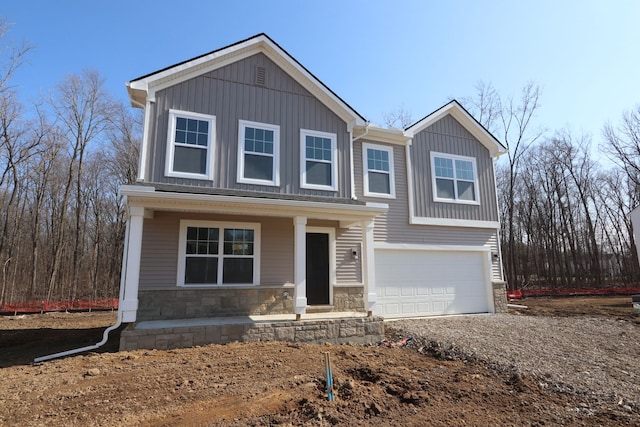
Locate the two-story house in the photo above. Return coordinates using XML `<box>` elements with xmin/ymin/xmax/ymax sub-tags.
<box><xmin>117</xmin><ymin>34</ymin><xmax>508</xmax><ymax>351</ymax></box>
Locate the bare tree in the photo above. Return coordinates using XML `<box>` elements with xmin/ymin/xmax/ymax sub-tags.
<box><xmin>462</xmin><ymin>81</ymin><xmax>545</xmax><ymax>289</ymax></box>
<box><xmin>46</xmin><ymin>70</ymin><xmax>115</xmax><ymax>301</ymax></box>
<box><xmin>383</xmin><ymin>105</ymin><xmax>413</xmax><ymax>129</ymax></box>
<box><xmin>603</xmin><ymin>105</ymin><xmax>640</xmax><ymax>192</ymax></box>
<box><xmin>0</xmin><ymin>19</ymin><xmax>32</xmax><ymax>95</ymax></box>
<box><xmin>459</xmin><ymin>81</ymin><xmax>500</xmax><ymax>134</ymax></box>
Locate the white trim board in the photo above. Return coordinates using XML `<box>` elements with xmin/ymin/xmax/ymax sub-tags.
<box><xmin>374</xmin><ymin>242</ymin><xmax>492</xmax><ymax>253</ymax></box>
<box><xmin>409</xmin><ymin>216</ymin><xmax>500</xmax><ymax>229</ymax></box>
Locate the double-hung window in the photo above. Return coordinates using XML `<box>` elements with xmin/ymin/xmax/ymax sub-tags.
<box><xmin>362</xmin><ymin>143</ymin><xmax>395</xmax><ymax>198</ymax></box>
<box><xmin>165</xmin><ymin>109</ymin><xmax>216</xmax><ymax>180</ymax></box>
<box><xmin>300</xmin><ymin>129</ymin><xmax>337</xmax><ymax>191</ymax></box>
<box><xmin>431</xmin><ymin>152</ymin><xmax>479</xmax><ymax>204</ymax></box>
<box><xmin>177</xmin><ymin>220</ymin><xmax>260</xmax><ymax>286</ymax></box>
<box><xmin>237</xmin><ymin>120</ymin><xmax>280</xmax><ymax>186</ymax></box>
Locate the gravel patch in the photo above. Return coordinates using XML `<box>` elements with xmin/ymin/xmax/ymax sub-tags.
<box><xmin>390</xmin><ymin>314</ymin><xmax>640</xmax><ymax>408</ymax></box>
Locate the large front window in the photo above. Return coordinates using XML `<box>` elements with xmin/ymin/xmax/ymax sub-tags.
<box><xmin>431</xmin><ymin>152</ymin><xmax>479</xmax><ymax>204</ymax></box>
<box><xmin>300</xmin><ymin>129</ymin><xmax>337</xmax><ymax>191</ymax></box>
<box><xmin>165</xmin><ymin>110</ymin><xmax>216</xmax><ymax>180</ymax></box>
<box><xmin>237</xmin><ymin>120</ymin><xmax>280</xmax><ymax>186</ymax></box>
<box><xmin>178</xmin><ymin>221</ymin><xmax>260</xmax><ymax>286</ymax></box>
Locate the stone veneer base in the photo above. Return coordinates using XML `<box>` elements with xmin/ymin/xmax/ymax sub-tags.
<box><xmin>119</xmin><ymin>316</ymin><xmax>384</xmax><ymax>351</ymax></box>
<box><xmin>492</xmin><ymin>280</ymin><xmax>508</xmax><ymax>313</ymax></box>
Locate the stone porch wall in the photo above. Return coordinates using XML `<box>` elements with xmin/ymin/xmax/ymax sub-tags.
<box><xmin>492</xmin><ymin>280</ymin><xmax>508</xmax><ymax>313</ymax></box>
<box><xmin>332</xmin><ymin>286</ymin><xmax>365</xmax><ymax>312</ymax></box>
<box><xmin>138</xmin><ymin>285</ymin><xmax>366</xmax><ymax>321</ymax></box>
<box><xmin>120</xmin><ymin>316</ymin><xmax>384</xmax><ymax>351</ymax></box>
<box><xmin>137</xmin><ymin>288</ymin><xmax>294</xmax><ymax>321</ymax></box>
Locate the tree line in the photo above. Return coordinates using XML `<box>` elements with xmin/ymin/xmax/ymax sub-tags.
<box><xmin>462</xmin><ymin>82</ymin><xmax>640</xmax><ymax>290</ymax></box>
<box><xmin>0</xmin><ymin>22</ymin><xmax>140</xmax><ymax>305</ymax></box>
<box><xmin>2</xmin><ymin>21</ymin><xmax>640</xmax><ymax>306</ymax></box>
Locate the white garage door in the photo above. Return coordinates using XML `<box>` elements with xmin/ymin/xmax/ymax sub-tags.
<box><xmin>375</xmin><ymin>249</ymin><xmax>491</xmax><ymax>318</ymax></box>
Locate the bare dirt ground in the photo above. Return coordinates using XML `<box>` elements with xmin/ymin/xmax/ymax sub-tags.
<box><xmin>0</xmin><ymin>296</ymin><xmax>638</xmax><ymax>426</ymax></box>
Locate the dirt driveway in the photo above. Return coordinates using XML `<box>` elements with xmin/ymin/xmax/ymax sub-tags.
<box><xmin>0</xmin><ymin>296</ymin><xmax>638</xmax><ymax>426</ymax></box>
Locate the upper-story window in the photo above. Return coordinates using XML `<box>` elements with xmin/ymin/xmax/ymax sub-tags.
<box><xmin>430</xmin><ymin>152</ymin><xmax>479</xmax><ymax>204</ymax></box>
<box><xmin>362</xmin><ymin>143</ymin><xmax>395</xmax><ymax>198</ymax></box>
<box><xmin>237</xmin><ymin>120</ymin><xmax>280</xmax><ymax>186</ymax></box>
<box><xmin>300</xmin><ymin>129</ymin><xmax>337</xmax><ymax>191</ymax></box>
<box><xmin>165</xmin><ymin>109</ymin><xmax>216</xmax><ymax>180</ymax></box>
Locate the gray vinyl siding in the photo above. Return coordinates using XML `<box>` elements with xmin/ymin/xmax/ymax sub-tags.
<box><xmin>354</xmin><ymin>138</ymin><xmax>502</xmax><ymax>281</ymax></box>
<box><xmin>138</xmin><ymin>211</ymin><xmax>178</xmax><ymax>289</ymax></box>
<box><xmin>139</xmin><ymin>212</ymin><xmax>362</xmax><ymax>289</ymax></box>
<box><xmin>145</xmin><ymin>53</ymin><xmax>352</xmax><ymax>199</ymax></box>
<box><xmin>410</xmin><ymin>115</ymin><xmax>499</xmax><ymax>222</ymax></box>
<box><xmin>336</xmin><ymin>226</ymin><xmax>363</xmax><ymax>284</ymax></box>
<box><xmin>353</xmin><ymin>140</ymin><xmax>409</xmax><ymax>243</ymax></box>
<box><xmin>139</xmin><ymin>211</ymin><xmax>294</xmax><ymax>290</ymax></box>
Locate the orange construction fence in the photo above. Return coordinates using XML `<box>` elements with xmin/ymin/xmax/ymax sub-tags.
<box><xmin>507</xmin><ymin>287</ymin><xmax>640</xmax><ymax>300</ymax></box>
<box><xmin>0</xmin><ymin>298</ymin><xmax>119</xmax><ymax>314</ymax></box>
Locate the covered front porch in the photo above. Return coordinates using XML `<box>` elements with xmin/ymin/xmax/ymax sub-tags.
<box><xmin>118</xmin><ymin>185</ymin><xmax>388</xmax><ymax>349</ymax></box>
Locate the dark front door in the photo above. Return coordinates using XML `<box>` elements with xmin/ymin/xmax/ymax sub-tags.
<box><xmin>306</xmin><ymin>233</ymin><xmax>330</xmax><ymax>305</ymax></box>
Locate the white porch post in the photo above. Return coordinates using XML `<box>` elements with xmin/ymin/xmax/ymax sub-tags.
<box><xmin>362</xmin><ymin>219</ymin><xmax>377</xmax><ymax>316</ymax></box>
<box><xmin>121</xmin><ymin>206</ymin><xmax>145</xmax><ymax>322</ymax></box>
<box><xmin>293</xmin><ymin>216</ymin><xmax>307</xmax><ymax>319</ymax></box>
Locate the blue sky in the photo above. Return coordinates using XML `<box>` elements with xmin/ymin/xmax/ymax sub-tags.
<box><xmin>3</xmin><ymin>0</ymin><xmax>639</xmax><ymax>150</ymax></box>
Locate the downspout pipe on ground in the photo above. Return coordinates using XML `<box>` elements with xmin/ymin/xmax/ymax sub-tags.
<box><xmin>34</xmin><ymin>219</ymin><xmax>132</xmax><ymax>363</ymax></box>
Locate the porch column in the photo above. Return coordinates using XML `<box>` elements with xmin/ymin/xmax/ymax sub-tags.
<box><xmin>293</xmin><ymin>216</ymin><xmax>307</xmax><ymax>319</ymax></box>
<box><xmin>121</xmin><ymin>206</ymin><xmax>145</xmax><ymax>322</ymax></box>
<box><xmin>362</xmin><ymin>219</ymin><xmax>377</xmax><ymax>316</ymax></box>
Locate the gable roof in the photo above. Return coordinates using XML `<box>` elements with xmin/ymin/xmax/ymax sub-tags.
<box><xmin>405</xmin><ymin>100</ymin><xmax>507</xmax><ymax>157</ymax></box>
<box><xmin>127</xmin><ymin>33</ymin><xmax>366</xmax><ymax>128</ymax></box>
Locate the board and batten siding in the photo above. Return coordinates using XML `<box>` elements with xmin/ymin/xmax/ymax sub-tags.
<box><xmin>138</xmin><ymin>211</ymin><xmax>294</xmax><ymax>290</ymax></box>
<box><xmin>354</xmin><ymin>136</ymin><xmax>502</xmax><ymax>281</ymax></box>
<box><xmin>410</xmin><ymin>115</ymin><xmax>499</xmax><ymax>222</ymax></box>
<box><xmin>145</xmin><ymin>53</ymin><xmax>352</xmax><ymax>199</ymax></box>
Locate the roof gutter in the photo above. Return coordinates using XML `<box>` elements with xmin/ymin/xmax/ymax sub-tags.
<box><xmin>34</xmin><ymin>219</ymin><xmax>132</xmax><ymax>363</ymax></box>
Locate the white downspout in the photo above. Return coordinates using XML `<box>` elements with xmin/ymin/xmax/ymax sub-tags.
<box><xmin>34</xmin><ymin>214</ymin><xmax>132</xmax><ymax>363</ymax></box>
<box><xmin>136</xmin><ymin>98</ymin><xmax>153</xmax><ymax>182</ymax></box>
<box><xmin>350</xmin><ymin>124</ymin><xmax>369</xmax><ymax>200</ymax></box>
<box><xmin>348</xmin><ymin>129</ymin><xmax>356</xmax><ymax>200</ymax></box>
<box><xmin>491</xmin><ymin>157</ymin><xmax>506</xmax><ymax>282</ymax></box>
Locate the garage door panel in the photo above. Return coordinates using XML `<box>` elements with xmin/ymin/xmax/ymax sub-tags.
<box><xmin>385</xmin><ymin>303</ymin><xmax>400</xmax><ymax>315</ymax></box>
<box><xmin>400</xmin><ymin>287</ymin><xmax>414</xmax><ymax>296</ymax></box>
<box><xmin>375</xmin><ymin>249</ymin><xmax>490</xmax><ymax>318</ymax></box>
<box><xmin>416</xmin><ymin>302</ymin><xmax>431</xmax><ymax>312</ymax></box>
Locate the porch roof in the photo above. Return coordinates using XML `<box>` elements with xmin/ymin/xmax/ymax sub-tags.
<box><xmin>119</xmin><ymin>184</ymin><xmax>388</xmax><ymax>228</ymax></box>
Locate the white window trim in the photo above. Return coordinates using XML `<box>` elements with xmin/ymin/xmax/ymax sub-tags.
<box><xmin>300</xmin><ymin>129</ymin><xmax>338</xmax><ymax>191</ymax></box>
<box><xmin>362</xmin><ymin>142</ymin><xmax>395</xmax><ymax>199</ymax></box>
<box><xmin>165</xmin><ymin>109</ymin><xmax>216</xmax><ymax>180</ymax></box>
<box><xmin>237</xmin><ymin>120</ymin><xmax>280</xmax><ymax>186</ymax></box>
<box><xmin>430</xmin><ymin>152</ymin><xmax>480</xmax><ymax>205</ymax></box>
<box><xmin>177</xmin><ymin>220</ymin><xmax>261</xmax><ymax>287</ymax></box>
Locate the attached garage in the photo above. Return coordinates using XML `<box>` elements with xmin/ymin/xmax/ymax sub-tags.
<box><xmin>374</xmin><ymin>247</ymin><xmax>494</xmax><ymax>318</ymax></box>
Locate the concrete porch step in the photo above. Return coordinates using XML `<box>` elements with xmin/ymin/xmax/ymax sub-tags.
<box><xmin>305</xmin><ymin>305</ymin><xmax>334</xmax><ymax>313</ymax></box>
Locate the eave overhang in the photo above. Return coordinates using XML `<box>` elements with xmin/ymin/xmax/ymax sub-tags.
<box><xmin>353</xmin><ymin>124</ymin><xmax>412</xmax><ymax>145</ymax></box>
<box><xmin>119</xmin><ymin>185</ymin><xmax>387</xmax><ymax>228</ymax></box>
<box><xmin>405</xmin><ymin>100</ymin><xmax>508</xmax><ymax>157</ymax></box>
